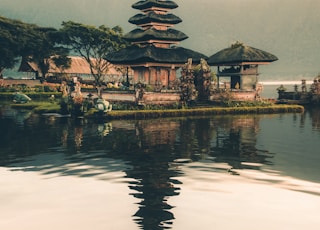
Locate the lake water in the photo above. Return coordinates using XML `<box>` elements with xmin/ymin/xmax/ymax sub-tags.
<box><xmin>261</xmin><ymin>80</ymin><xmax>314</xmax><ymax>99</ymax></box>
<box><xmin>1</xmin><ymin>95</ymin><xmax>320</xmax><ymax>229</ymax></box>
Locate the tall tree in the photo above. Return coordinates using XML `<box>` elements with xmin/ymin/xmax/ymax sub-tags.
<box><xmin>0</xmin><ymin>16</ymin><xmax>32</xmax><ymax>76</ymax></box>
<box><xmin>26</xmin><ymin>26</ymin><xmax>70</xmax><ymax>80</ymax></box>
<box><xmin>58</xmin><ymin>21</ymin><xmax>128</xmax><ymax>96</ymax></box>
<box><xmin>0</xmin><ymin>16</ymin><xmax>70</xmax><ymax>79</ymax></box>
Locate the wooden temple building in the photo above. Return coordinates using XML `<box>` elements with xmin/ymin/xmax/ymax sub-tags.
<box><xmin>106</xmin><ymin>1</ymin><xmax>278</xmax><ymax>103</ymax></box>
<box><xmin>10</xmin><ymin>1</ymin><xmax>279</xmax><ymax>105</ymax></box>
<box><xmin>207</xmin><ymin>42</ymin><xmax>278</xmax><ymax>100</ymax></box>
<box><xmin>106</xmin><ymin>0</ymin><xmax>207</xmax><ymax>91</ymax></box>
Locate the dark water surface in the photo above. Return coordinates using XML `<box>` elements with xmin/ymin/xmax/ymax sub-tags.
<box><xmin>0</xmin><ymin>105</ymin><xmax>320</xmax><ymax>230</ymax></box>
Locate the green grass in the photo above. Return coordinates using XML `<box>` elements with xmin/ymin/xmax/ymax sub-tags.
<box><xmin>10</xmin><ymin>101</ymin><xmax>61</xmax><ymax>113</ymax></box>
<box><xmin>9</xmin><ymin>100</ymin><xmax>304</xmax><ymax>119</ymax></box>
<box><xmin>104</xmin><ymin>105</ymin><xmax>304</xmax><ymax>120</ymax></box>
<box><xmin>0</xmin><ymin>92</ymin><xmax>61</xmax><ymax>101</ymax></box>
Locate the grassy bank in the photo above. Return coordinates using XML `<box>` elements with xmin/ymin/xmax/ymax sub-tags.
<box><xmin>0</xmin><ymin>92</ymin><xmax>61</xmax><ymax>101</ymax></box>
<box><xmin>7</xmin><ymin>100</ymin><xmax>304</xmax><ymax>119</ymax></box>
<box><xmin>103</xmin><ymin>105</ymin><xmax>304</xmax><ymax>120</ymax></box>
<box><xmin>10</xmin><ymin>101</ymin><xmax>60</xmax><ymax>113</ymax></box>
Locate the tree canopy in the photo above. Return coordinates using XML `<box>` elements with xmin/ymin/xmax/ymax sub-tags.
<box><xmin>0</xmin><ymin>17</ymin><xmax>127</xmax><ymax>84</ymax></box>
<box><xmin>0</xmin><ymin>16</ymin><xmax>33</xmax><ymax>75</ymax></box>
<box><xmin>27</xmin><ymin>26</ymin><xmax>70</xmax><ymax>79</ymax></box>
<box><xmin>57</xmin><ymin>21</ymin><xmax>129</xmax><ymax>88</ymax></box>
<box><xmin>0</xmin><ymin>16</ymin><xmax>70</xmax><ymax>78</ymax></box>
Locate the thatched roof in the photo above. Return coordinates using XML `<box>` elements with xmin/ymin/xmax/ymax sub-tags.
<box><xmin>132</xmin><ymin>0</ymin><xmax>178</xmax><ymax>10</ymax></box>
<box><xmin>129</xmin><ymin>12</ymin><xmax>182</xmax><ymax>25</ymax></box>
<box><xmin>125</xmin><ymin>28</ymin><xmax>188</xmax><ymax>42</ymax></box>
<box><xmin>19</xmin><ymin>56</ymin><xmax>120</xmax><ymax>75</ymax></box>
<box><xmin>207</xmin><ymin>42</ymin><xmax>278</xmax><ymax>65</ymax></box>
<box><xmin>106</xmin><ymin>45</ymin><xmax>208</xmax><ymax>65</ymax></box>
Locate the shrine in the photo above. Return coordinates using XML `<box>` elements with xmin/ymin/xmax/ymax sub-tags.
<box><xmin>106</xmin><ymin>0</ymin><xmax>207</xmax><ymax>91</ymax></box>
<box><xmin>207</xmin><ymin>42</ymin><xmax>278</xmax><ymax>101</ymax></box>
<box><xmin>207</xmin><ymin>42</ymin><xmax>278</xmax><ymax>90</ymax></box>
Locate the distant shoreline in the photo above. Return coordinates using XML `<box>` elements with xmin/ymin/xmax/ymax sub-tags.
<box><xmin>260</xmin><ymin>80</ymin><xmax>313</xmax><ymax>85</ymax></box>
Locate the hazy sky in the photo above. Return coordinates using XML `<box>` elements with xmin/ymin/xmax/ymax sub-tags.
<box><xmin>1</xmin><ymin>0</ymin><xmax>320</xmax><ymax>79</ymax></box>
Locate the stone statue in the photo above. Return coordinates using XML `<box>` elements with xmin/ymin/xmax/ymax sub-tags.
<box><xmin>13</xmin><ymin>92</ymin><xmax>31</xmax><ymax>104</ymax></box>
<box><xmin>182</xmin><ymin>58</ymin><xmax>193</xmax><ymax>74</ymax></box>
<box><xmin>60</xmin><ymin>81</ymin><xmax>69</xmax><ymax>98</ymax></box>
<box><xmin>200</xmin><ymin>58</ymin><xmax>211</xmax><ymax>73</ymax></box>
<box><xmin>73</xmin><ymin>81</ymin><xmax>83</xmax><ymax>104</ymax></box>
<box><xmin>187</xmin><ymin>58</ymin><xmax>193</xmax><ymax>72</ymax></box>
<box><xmin>95</xmin><ymin>99</ymin><xmax>112</xmax><ymax>112</ymax></box>
<box><xmin>255</xmin><ymin>83</ymin><xmax>263</xmax><ymax>100</ymax></box>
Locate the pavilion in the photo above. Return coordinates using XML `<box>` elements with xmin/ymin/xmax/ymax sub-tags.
<box><xmin>207</xmin><ymin>42</ymin><xmax>278</xmax><ymax>91</ymax></box>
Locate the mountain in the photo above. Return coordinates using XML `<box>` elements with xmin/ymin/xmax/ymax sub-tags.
<box><xmin>1</xmin><ymin>0</ymin><xmax>319</xmax><ymax>81</ymax></box>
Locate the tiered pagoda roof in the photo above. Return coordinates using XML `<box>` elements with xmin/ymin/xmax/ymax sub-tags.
<box><xmin>107</xmin><ymin>45</ymin><xmax>206</xmax><ymax>65</ymax></box>
<box><xmin>132</xmin><ymin>0</ymin><xmax>178</xmax><ymax>11</ymax></box>
<box><xmin>107</xmin><ymin>0</ymin><xmax>207</xmax><ymax>65</ymax></box>
<box><xmin>125</xmin><ymin>28</ymin><xmax>188</xmax><ymax>43</ymax></box>
<box><xmin>129</xmin><ymin>12</ymin><xmax>182</xmax><ymax>26</ymax></box>
<box><xmin>125</xmin><ymin>0</ymin><xmax>187</xmax><ymax>47</ymax></box>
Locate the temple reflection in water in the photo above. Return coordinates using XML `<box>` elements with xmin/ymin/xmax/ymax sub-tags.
<box><xmin>2</xmin><ymin>104</ymin><xmax>320</xmax><ymax>229</ymax></box>
<box><xmin>1</xmin><ymin>104</ymin><xmax>274</xmax><ymax>229</ymax></box>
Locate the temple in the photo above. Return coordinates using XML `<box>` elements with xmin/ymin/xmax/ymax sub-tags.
<box><xmin>106</xmin><ymin>0</ymin><xmax>207</xmax><ymax>91</ymax></box>
<box><xmin>207</xmin><ymin>42</ymin><xmax>278</xmax><ymax>91</ymax></box>
<box><xmin>11</xmin><ymin>1</ymin><xmax>280</xmax><ymax>106</ymax></box>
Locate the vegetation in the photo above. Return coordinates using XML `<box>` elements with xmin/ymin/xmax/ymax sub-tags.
<box><xmin>0</xmin><ymin>16</ymin><xmax>305</xmax><ymax>119</ymax></box>
<box><xmin>0</xmin><ymin>16</ymin><xmax>70</xmax><ymax>78</ymax></box>
<box><xmin>0</xmin><ymin>16</ymin><xmax>35</xmax><ymax>75</ymax></box>
<box><xmin>2</xmin><ymin>86</ymin><xmax>304</xmax><ymax>119</ymax></box>
<box><xmin>10</xmin><ymin>101</ymin><xmax>60</xmax><ymax>113</ymax></box>
<box><xmin>56</xmin><ymin>21</ymin><xmax>129</xmax><ymax>96</ymax></box>
<box><xmin>26</xmin><ymin>27</ymin><xmax>71</xmax><ymax>80</ymax></box>
<box><xmin>0</xmin><ymin>16</ymin><xmax>127</xmax><ymax>89</ymax></box>
<box><xmin>104</xmin><ymin>105</ymin><xmax>304</xmax><ymax>120</ymax></box>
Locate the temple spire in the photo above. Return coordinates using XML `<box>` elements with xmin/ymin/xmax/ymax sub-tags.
<box><xmin>125</xmin><ymin>0</ymin><xmax>187</xmax><ymax>48</ymax></box>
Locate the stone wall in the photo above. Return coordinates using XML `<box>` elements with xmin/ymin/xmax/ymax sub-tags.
<box><xmin>102</xmin><ymin>91</ymin><xmax>136</xmax><ymax>103</ymax></box>
<box><xmin>99</xmin><ymin>90</ymin><xmax>257</xmax><ymax>104</ymax></box>
<box><xmin>210</xmin><ymin>90</ymin><xmax>256</xmax><ymax>101</ymax></box>
<box><xmin>143</xmin><ymin>92</ymin><xmax>181</xmax><ymax>104</ymax></box>
<box><xmin>100</xmin><ymin>90</ymin><xmax>181</xmax><ymax>105</ymax></box>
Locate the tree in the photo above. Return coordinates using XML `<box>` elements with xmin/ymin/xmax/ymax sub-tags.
<box><xmin>0</xmin><ymin>16</ymin><xmax>32</xmax><ymax>76</ymax></box>
<box><xmin>26</xmin><ymin>27</ymin><xmax>70</xmax><ymax>80</ymax></box>
<box><xmin>0</xmin><ymin>16</ymin><xmax>70</xmax><ymax>79</ymax></box>
<box><xmin>58</xmin><ymin>21</ymin><xmax>128</xmax><ymax>97</ymax></box>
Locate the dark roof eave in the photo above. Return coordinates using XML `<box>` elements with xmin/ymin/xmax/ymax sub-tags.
<box><xmin>124</xmin><ymin>28</ymin><xmax>188</xmax><ymax>42</ymax></box>
<box><xmin>106</xmin><ymin>45</ymin><xmax>208</xmax><ymax>65</ymax></box>
<box><xmin>209</xmin><ymin>60</ymin><xmax>278</xmax><ymax>66</ymax></box>
<box><xmin>207</xmin><ymin>44</ymin><xmax>278</xmax><ymax>65</ymax></box>
<box><xmin>132</xmin><ymin>0</ymin><xmax>178</xmax><ymax>10</ymax></box>
<box><xmin>129</xmin><ymin>13</ymin><xmax>182</xmax><ymax>25</ymax></box>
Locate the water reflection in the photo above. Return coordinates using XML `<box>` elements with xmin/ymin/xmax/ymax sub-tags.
<box><xmin>1</xmin><ymin>106</ymin><xmax>320</xmax><ymax>229</ymax></box>
<box><xmin>127</xmin><ymin>153</ymin><xmax>180</xmax><ymax>229</ymax></box>
<box><xmin>112</xmin><ymin>121</ymin><xmax>179</xmax><ymax>229</ymax></box>
<box><xmin>210</xmin><ymin>116</ymin><xmax>273</xmax><ymax>171</ymax></box>
<box><xmin>307</xmin><ymin>106</ymin><xmax>320</xmax><ymax>131</ymax></box>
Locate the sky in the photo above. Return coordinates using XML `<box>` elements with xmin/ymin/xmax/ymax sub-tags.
<box><xmin>1</xmin><ymin>0</ymin><xmax>320</xmax><ymax>80</ymax></box>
